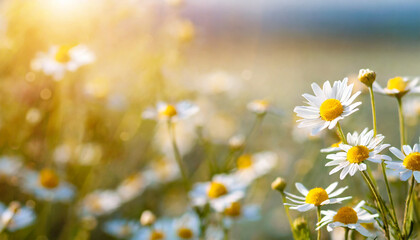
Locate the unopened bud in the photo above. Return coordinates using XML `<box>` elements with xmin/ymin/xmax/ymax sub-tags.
<box><xmin>140</xmin><ymin>210</ymin><xmax>156</xmax><ymax>226</ymax></box>
<box><xmin>358</xmin><ymin>69</ymin><xmax>376</xmax><ymax>86</ymax></box>
<box><xmin>228</xmin><ymin>135</ymin><xmax>245</xmax><ymax>151</ymax></box>
<box><xmin>293</xmin><ymin>217</ymin><xmax>308</xmax><ymax>231</ymax></box>
<box><xmin>271</xmin><ymin>177</ymin><xmax>287</xmax><ymax>192</ymax></box>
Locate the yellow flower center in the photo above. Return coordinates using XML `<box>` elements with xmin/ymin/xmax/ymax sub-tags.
<box><xmin>55</xmin><ymin>45</ymin><xmax>73</xmax><ymax>63</ymax></box>
<box><xmin>208</xmin><ymin>182</ymin><xmax>228</xmax><ymax>198</ymax></box>
<box><xmin>305</xmin><ymin>188</ymin><xmax>329</xmax><ymax>206</ymax></box>
<box><xmin>347</xmin><ymin>145</ymin><xmax>370</xmax><ymax>164</ymax></box>
<box><xmin>387</xmin><ymin>77</ymin><xmax>407</xmax><ymax>92</ymax></box>
<box><xmin>333</xmin><ymin>207</ymin><xmax>358</xmax><ymax>224</ymax></box>
<box><xmin>159</xmin><ymin>105</ymin><xmax>177</xmax><ymax>118</ymax></box>
<box><xmin>177</xmin><ymin>227</ymin><xmax>193</xmax><ymax>239</ymax></box>
<box><xmin>224</xmin><ymin>201</ymin><xmax>242</xmax><ymax>217</ymax></box>
<box><xmin>255</xmin><ymin>99</ymin><xmax>269</xmax><ymax>108</ymax></box>
<box><xmin>236</xmin><ymin>154</ymin><xmax>253</xmax><ymax>169</ymax></box>
<box><xmin>319</xmin><ymin>99</ymin><xmax>343</xmax><ymax>121</ymax></box>
<box><xmin>403</xmin><ymin>152</ymin><xmax>420</xmax><ymax>171</ymax></box>
<box><xmin>39</xmin><ymin>169</ymin><xmax>60</xmax><ymax>189</ymax></box>
<box><xmin>150</xmin><ymin>231</ymin><xmax>165</xmax><ymax>240</ymax></box>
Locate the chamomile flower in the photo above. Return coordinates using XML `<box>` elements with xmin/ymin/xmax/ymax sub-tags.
<box><xmin>116</xmin><ymin>173</ymin><xmax>149</xmax><ymax>203</ymax></box>
<box><xmin>0</xmin><ymin>156</ymin><xmax>22</xmax><ymax>178</ymax></box>
<box><xmin>131</xmin><ymin>218</ymin><xmax>172</xmax><ymax>240</ymax></box>
<box><xmin>373</xmin><ymin>76</ymin><xmax>420</xmax><ymax>98</ymax></box>
<box><xmin>80</xmin><ymin>190</ymin><xmax>122</xmax><ymax>216</ymax></box>
<box><xmin>222</xmin><ymin>202</ymin><xmax>261</xmax><ymax>228</ymax></box>
<box><xmin>285</xmin><ymin>182</ymin><xmax>351</xmax><ymax>212</ymax></box>
<box><xmin>247</xmin><ymin>99</ymin><xmax>281</xmax><ymax>116</ymax></box>
<box><xmin>386</xmin><ymin>144</ymin><xmax>420</xmax><ymax>182</ymax></box>
<box><xmin>316</xmin><ymin>201</ymin><xmax>379</xmax><ymax>237</ymax></box>
<box><xmin>321</xmin><ymin>141</ymin><xmax>342</xmax><ymax>153</ymax></box>
<box><xmin>294</xmin><ymin>78</ymin><xmax>361</xmax><ymax>135</ymax></box>
<box><xmin>31</xmin><ymin>44</ymin><xmax>95</xmax><ymax>80</ymax></box>
<box><xmin>0</xmin><ymin>202</ymin><xmax>36</xmax><ymax>232</ymax></box>
<box><xmin>21</xmin><ymin>168</ymin><xmax>75</xmax><ymax>202</ymax></box>
<box><xmin>103</xmin><ymin>219</ymin><xmax>140</xmax><ymax>239</ymax></box>
<box><xmin>142</xmin><ymin>101</ymin><xmax>199</xmax><ymax>121</ymax></box>
<box><xmin>172</xmin><ymin>212</ymin><xmax>200</xmax><ymax>240</ymax></box>
<box><xmin>189</xmin><ymin>174</ymin><xmax>246</xmax><ymax>212</ymax></box>
<box><xmin>326</xmin><ymin>128</ymin><xmax>391</xmax><ymax>179</ymax></box>
<box><xmin>233</xmin><ymin>152</ymin><xmax>277</xmax><ymax>185</ymax></box>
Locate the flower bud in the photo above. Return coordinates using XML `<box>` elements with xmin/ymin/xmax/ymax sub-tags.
<box><xmin>271</xmin><ymin>177</ymin><xmax>287</xmax><ymax>192</ymax></box>
<box><xmin>358</xmin><ymin>69</ymin><xmax>376</xmax><ymax>86</ymax></box>
<box><xmin>293</xmin><ymin>217</ymin><xmax>308</xmax><ymax>231</ymax></box>
<box><xmin>140</xmin><ymin>210</ymin><xmax>156</xmax><ymax>226</ymax></box>
<box><xmin>228</xmin><ymin>134</ymin><xmax>245</xmax><ymax>151</ymax></box>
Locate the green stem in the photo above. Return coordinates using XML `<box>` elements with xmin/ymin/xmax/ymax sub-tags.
<box><xmin>381</xmin><ymin>160</ymin><xmax>400</xmax><ymax>232</ymax></box>
<box><xmin>281</xmin><ymin>192</ymin><xmax>297</xmax><ymax>239</ymax></box>
<box><xmin>403</xmin><ymin>176</ymin><xmax>415</xmax><ymax>238</ymax></box>
<box><xmin>369</xmin><ymin>86</ymin><xmax>378</xmax><ymax>136</ymax></box>
<box><xmin>344</xmin><ymin>228</ymin><xmax>349</xmax><ymax>240</ymax></box>
<box><xmin>336</xmin><ymin>122</ymin><xmax>347</xmax><ymax>144</ymax></box>
<box><xmin>317</xmin><ymin>206</ymin><xmax>321</xmax><ymax>240</ymax></box>
<box><xmin>167</xmin><ymin>120</ymin><xmax>189</xmax><ymax>189</ymax></box>
<box><xmin>397</xmin><ymin>97</ymin><xmax>406</xmax><ymax>147</ymax></box>
<box><xmin>361</xmin><ymin>171</ymin><xmax>390</xmax><ymax>239</ymax></box>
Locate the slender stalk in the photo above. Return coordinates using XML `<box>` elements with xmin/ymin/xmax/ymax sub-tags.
<box><xmin>336</xmin><ymin>122</ymin><xmax>347</xmax><ymax>144</ymax></box>
<box><xmin>316</xmin><ymin>206</ymin><xmax>321</xmax><ymax>240</ymax></box>
<box><xmin>369</xmin><ymin>86</ymin><xmax>378</xmax><ymax>136</ymax></box>
<box><xmin>397</xmin><ymin>97</ymin><xmax>406</xmax><ymax>147</ymax></box>
<box><xmin>381</xmin><ymin>160</ymin><xmax>399</xmax><ymax>230</ymax></box>
<box><xmin>403</xmin><ymin>176</ymin><xmax>415</xmax><ymax>238</ymax></box>
<box><xmin>167</xmin><ymin>120</ymin><xmax>189</xmax><ymax>189</ymax></box>
<box><xmin>361</xmin><ymin>171</ymin><xmax>390</xmax><ymax>239</ymax></box>
<box><xmin>281</xmin><ymin>192</ymin><xmax>297</xmax><ymax>239</ymax></box>
<box><xmin>344</xmin><ymin>228</ymin><xmax>349</xmax><ymax>240</ymax></box>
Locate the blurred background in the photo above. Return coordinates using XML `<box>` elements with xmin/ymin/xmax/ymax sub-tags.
<box><xmin>0</xmin><ymin>0</ymin><xmax>420</xmax><ymax>239</ymax></box>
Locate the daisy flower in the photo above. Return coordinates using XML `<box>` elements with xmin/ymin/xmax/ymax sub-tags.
<box><xmin>326</xmin><ymin>128</ymin><xmax>391</xmax><ymax>179</ymax></box>
<box><xmin>142</xmin><ymin>101</ymin><xmax>199</xmax><ymax>122</ymax></box>
<box><xmin>373</xmin><ymin>76</ymin><xmax>420</xmax><ymax>98</ymax></box>
<box><xmin>21</xmin><ymin>168</ymin><xmax>75</xmax><ymax>202</ymax></box>
<box><xmin>221</xmin><ymin>201</ymin><xmax>261</xmax><ymax>228</ymax></box>
<box><xmin>103</xmin><ymin>219</ymin><xmax>140</xmax><ymax>239</ymax></box>
<box><xmin>143</xmin><ymin>157</ymin><xmax>180</xmax><ymax>185</ymax></box>
<box><xmin>0</xmin><ymin>156</ymin><xmax>22</xmax><ymax>178</ymax></box>
<box><xmin>386</xmin><ymin>143</ymin><xmax>420</xmax><ymax>182</ymax></box>
<box><xmin>0</xmin><ymin>202</ymin><xmax>36</xmax><ymax>232</ymax></box>
<box><xmin>233</xmin><ymin>152</ymin><xmax>277</xmax><ymax>185</ymax></box>
<box><xmin>31</xmin><ymin>44</ymin><xmax>95</xmax><ymax>80</ymax></box>
<box><xmin>116</xmin><ymin>172</ymin><xmax>149</xmax><ymax>203</ymax></box>
<box><xmin>294</xmin><ymin>78</ymin><xmax>361</xmax><ymax>135</ymax></box>
<box><xmin>316</xmin><ymin>201</ymin><xmax>379</xmax><ymax>237</ymax></box>
<box><xmin>80</xmin><ymin>190</ymin><xmax>122</xmax><ymax>217</ymax></box>
<box><xmin>172</xmin><ymin>212</ymin><xmax>200</xmax><ymax>240</ymax></box>
<box><xmin>320</xmin><ymin>141</ymin><xmax>342</xmax><ymax>153</ymax></box>
<box><xmin>285</xmin><ymin>182</ymin><xmax>351</xmax><ymax>212</ymax></box>
<box><xmin>189</xmin><ymin>174</ymin><xmax>246</xmax><ymax>212</ymax></box>
<box><xmin>131</xmin><ymin>218</ymin><xmax>172</xmax><ymax>240</ymax></box>
<box><xmin>247</xmin><ymin>99</ymin><xmax>282</xmax><ymax>116</ymax></box>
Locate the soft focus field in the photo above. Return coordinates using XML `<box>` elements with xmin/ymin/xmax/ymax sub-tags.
<box><xmin>1</xmin><ymin>0</ymin><xmax>420</xmax><ymax>239</ymax></box>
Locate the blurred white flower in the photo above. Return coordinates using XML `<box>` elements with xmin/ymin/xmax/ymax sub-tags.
<box><xmin>0</xmin><ymin>156</ymin><xmax>22</xmax><ymax>178</ymax></box>
<box><xmin>403</xmin><ymin>97</ymin><xmax>420</xmax><ymax>125</ymax></box>
<box><xmin>25</xmin><ymin>108</ymin><xmax>42</xmax><ymax>124</ymax></box>
<box><xmin>31</xmin><ymin>44</ymin><xmax>95</xmax><ymax>80</ymax></box>
<box><xmin>233</xmin><ymin>151</ymin><xmax>277</xmax><ymax>185</ymax></box>
<box><xmin>131</xmin><ymin>218</ymin><xmax>173</xmax><ymax>240</ymax></box>
<box><xmin>247</xmin><ymin>99</ymin><xmax>282</xmax><ymax>116</ymax></box>
<box><xmin>189</xmin><ymin>174</ymin><xmax>246</xmax><ymax>212</ymax></box>
<box><xmin>320</xmin><ymin>141</ymin><xmax>342</xmax><ymax>153</ymax></box>
<box><xmin>142</xmin><ymin>101</ymin><xmax>199</xmax><ymax>122</ymax></box>
<box><xmin>116</xmin><ymin>172</ymin><xmax>149</xmax><ymax>203</ymax></box>
<box><xmin>172</xmin><ymin>212</ymin><xmax>200</xmax><ymax>240</ymax></box>
<box><xmin>21</xmin><ymin>168</ymin><xmax>75</xmax><ymax>202</ymax></box>
<box><xmin>75</xmin><ymin>143</ymin><xmax>102</xmax><ymax>165</ymax></box>
<box><xmin>222</xmin><ymin>202</ymin><xmax>261</xmax><ymax>228</ymax></box>
<box><xmin>153</xmin><ymin>122</ymin><xmax>196</xmax><ymax>157</ymax></box>
<box><xmin>0</xmin><ymin>202</ymin><xmax>35</xmax><ymax>232</ymax></box>
<box><xmin>53</xmin><ymin>144</ymin><xmax>73</xmax><ymax>164</ymax></box>
<box><xmin>228</xmin><ymin>134</ymin><xmax>245</xmax><ymax>151</ymax></box>
<box><xmin>373</xmin><ymin>76</ymin><xmax>420</xmax><ymax>98</ymax></box>
<box><xmin>294</xmin><ymin>78</ymin><xmax>361</xmax><ymax>135</ymax></box>
<box><xmin>103</xmin><ymin>219</ymin><xmax>140</xmax><ymax>239</ymax></box>
<box><xmin>80</xmin><ymin>190</ymin><xmax>122</xmax><ymax>217</ymax></box>
<box><xmin>196</xmin><ymin>71</ymin><xmax>241</xmax><ymax>96</ymax></box>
